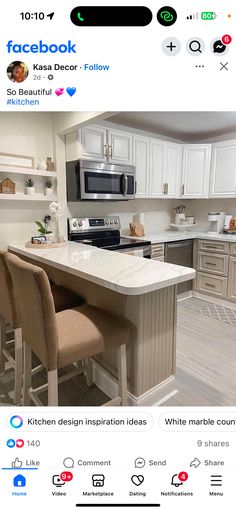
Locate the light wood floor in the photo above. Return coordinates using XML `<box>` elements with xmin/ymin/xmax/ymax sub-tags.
<box><xmin>166</xmin><ymin>299</ymin><xmax>236</xmax><ymax>406</ymax></box>
<box><xmin>1</xmin><ymin>298</ymin><xmax>236</xmax><ymax>406</ymax></box>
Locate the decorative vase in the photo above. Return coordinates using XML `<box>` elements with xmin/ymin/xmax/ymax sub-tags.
<box><xmin>46</xmin><ymin>157</ymin><xmax>55</xmax><ymax>172</ymax></box>
<box><xmin>37</xmin><ymin>158</ymin><xmax>47</xmax><ymax>171</ymax></box>
<box><xmin>45</xmin><ymin>187</ymin><xmax>54</xmax><ymax>197</ymax></box>
<box><xmin>54</xmin><ymin>218</ymin><xmax>64</xmax><ymax>243</ymax></box>
<box><xmin>26</xmin><ymin>187</ymin><xmax>35</xmax><ymax>195</ymax></box>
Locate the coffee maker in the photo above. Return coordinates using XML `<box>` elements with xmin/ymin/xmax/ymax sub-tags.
<box><xmin>208</xmin><ymin>212</ymin><xmax>225</xmax><ymax>234</ymax></box>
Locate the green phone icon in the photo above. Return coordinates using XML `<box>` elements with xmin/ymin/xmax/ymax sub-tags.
<box><xmin>77</xmin><ymin>12</ymin><xmax>85</xmax><ymax>22</ymax></box>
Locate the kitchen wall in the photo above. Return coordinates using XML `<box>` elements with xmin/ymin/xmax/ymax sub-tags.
<box><xmin>0</xmin><ymin>112</ymin><xmax>107</xmax><ymax>249</ymax></box>
<box><xmin>187</xmin><ymin>199</ymin><xmax>236</xmax><ymax>230</ymax></box>
<box><xmin>0</xmin><ymin>113</ymin><xmax>54</xmax><ymax>249</ymax></box>
<box><xmin>2</xmin><ymin>112</ymin><xmax>236</xmax><ymax>250</ymax></box>
<box><xmin>68</xmin><ymin>199</ymin><xmax>182</xmax><ymax>235</ymax></box>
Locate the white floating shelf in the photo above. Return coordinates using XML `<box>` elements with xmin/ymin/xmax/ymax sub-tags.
<box><xmin>0</xmin><ymin>193</ymin><xmax>58</xmax><ymax>201</ymax></box>
<box><xmin>0</xmin><ymin>166</ymin><xmax>57</xmax><ymax>177</ymax></box>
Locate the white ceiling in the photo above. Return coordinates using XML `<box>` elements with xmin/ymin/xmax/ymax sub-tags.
<box><xmin>107</xmin><ymin>112</ymin><xmax>236</xmax><ymax>142</ymax></box>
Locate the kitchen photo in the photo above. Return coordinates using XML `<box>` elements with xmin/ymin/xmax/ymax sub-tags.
<box><xmin>1</xmin><ymin>111</ymin><xmax>236</xmax><ymax>408</ymax></box>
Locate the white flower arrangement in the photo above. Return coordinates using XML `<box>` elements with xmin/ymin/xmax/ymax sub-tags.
<box><xmin>49</xmin><ymin>201</ymin><xmax>63</xmax><ymax>218</ymax></box>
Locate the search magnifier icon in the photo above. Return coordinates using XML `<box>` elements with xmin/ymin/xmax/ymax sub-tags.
<box><xmin>190</xmin><ymin>40</ymin><xmax>201</xmax><ymax>52</ymax></box>
<box><xmin>187</xmin><ymin>37</ymin><xmax>205</xmax><ymax>56</ymax></box>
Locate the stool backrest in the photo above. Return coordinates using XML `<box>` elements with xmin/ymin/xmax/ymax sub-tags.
<box><xmin>0</xmin><ymin>252</ymin><xmax>21</xmax><ymax>328</ymax></box>
<box><xmin>5</xmin><ymin>253</ymin><xmax>58</xmax><ymax>370</ymax></box>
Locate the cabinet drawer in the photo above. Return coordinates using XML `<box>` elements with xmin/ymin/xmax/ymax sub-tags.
<box><xmin>198</xmin><ymin>239</ymin><xmax>229</xmax><ymax>254</ymax></box>
<box><xmin>197</xmin><ymin>252</ymin><xmax>228</xmax><ymax>276</ymax></box>
<box><xmin>197</xmin><ymin>272</ymin><xmax>228</xmax><ymax>298</ymax></box>
<box><xmin>230</xmin><ymin>243</ymin><xmax>236</xmax><ymax>256</ymax></box>
<box><xmin>152</xmin><ymin>255</ymin><xmax>165</xmax><ymax>262</ymax></box>
<box><xmin>151</xmin><ymin>243</ymin><xmax>164</xmax><ymax>257</ymax></box>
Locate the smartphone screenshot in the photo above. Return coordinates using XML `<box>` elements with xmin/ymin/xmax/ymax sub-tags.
<box><xmin>0</xmin><ymin>1</ymin><xmax>236</xmax><ymax>509</ymax></box>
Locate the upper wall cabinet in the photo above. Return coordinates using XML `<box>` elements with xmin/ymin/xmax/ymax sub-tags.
<box><xmin>80</xmin><ymin>125</ymin><xmax>132</xmax><ymax>165</ymax></box>
<box><xmin>149</xmin><ymin>140</ymin><xmax>182</xmax><ymax>198</ymax></box>
<box><xmin>210</xmin><ymin>141</ymin><xmax>236</xmax><ymax>198</ymax></box>
<box><xmin>133</xmin><ymin>135</ymin><xmax>149</xmax><ymax>198</ymax></box>
<box><xmin>107</xmin><ymin>129</ymin><xmax>133</xmax><ymax>164</ymax></box>
<box><xmin>181</xmin><ymin>145</ymin><xmax>212</xmax><ymax>198</ymax></box>
<box><xmin>65</xmin><ymin>125</ymin><xmax>133</xmax><ymax>165</ymax></box>
<box><xmin>80</xmin><ymin>125</ymin><xmax>107</xmax><ymax>160</ymax></box>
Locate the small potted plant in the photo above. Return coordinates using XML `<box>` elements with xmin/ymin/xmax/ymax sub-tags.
<box><xmin>35</xmin><ymin>215</ymin><xmax>52</xmax><ymax>239</ymax></box>
<box><xmin>45</xmin><ymin>180</ymin><xmax>54</xmax><ymax>197</ymax></box>
<box><xmin>25</xmin><ymin>178</ymin><xmax>35</xmax><ymax>195</ymax></box>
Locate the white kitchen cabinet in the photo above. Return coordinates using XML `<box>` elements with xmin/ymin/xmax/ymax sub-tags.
<box><xmin>149</xmin><ymin>141</ymin><xmax>181</xmax><ymax>198</ymax></box>
<box><xmin>132</xmin><ymin>135</ymin><xmax>149</xmax><ymax>198</ymax></box>
<box><xmin>108</xmin><ymin>129</ymin><xmax>133</xmax><ymax>164</ymax></box>
<box><xmin>210</xmin><ymin>141</ymin><xmax>236</xmax><ymax>197</ymax></box>
<box><xmin>181</xmin><ymin>145</ymin><xmax>211</xmax><ymax>198</ymax></box>
<box><xmin>77</xmin><ymin>125</ymin><xmax>132</xmax><ymax>164</ymax></box>
<box><xmin>165</xmin><ymin>144</ymin><xmax>182</xmax><ymax>198</ymax></box>
<box><xmin>79</xmin><ymin>125</ymin><xmax>107</xmax><ymax>161</ymax></box>
<box><xmin>149</xmin><ymin>141</ymin><xmax>165</xmax><ymax>197</ymax></box>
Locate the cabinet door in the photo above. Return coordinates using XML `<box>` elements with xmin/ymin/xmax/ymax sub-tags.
<box><xmin>210</xmin><ymin>141</ymin><xmax>236</xmax><ymax>197</ymax></box>
<box><xmin>164</xmin><ymin>144</ymin><xmax>182</xmax><ymax>198</ymax></box>
<box><xmin>228</xmin><ymin>257</ymin><xmax>236</xmax><ymax>300</ymax></box>
<box><xmin>80</xmin><ymin>125</ymin><xmax>107</xmax><ymax>160</ymax></box>
<box><xmin>108</xmin><ymin>129</ymin><xmax>132</xmax><ymax>164</ymax></box>
<box><xmin>149</xmin><ymin>140</ymin><xmax>165</xmax><ymax>197</ymax></box>
<box><xmin>133</xmin><ymin>135</ymin><xmax>149</xmax><ymax>198</ymax></box>
<box><xmin>181</xmin><ymin>145</ymin><xmax>211</xmax><ymax>198</ymax></box>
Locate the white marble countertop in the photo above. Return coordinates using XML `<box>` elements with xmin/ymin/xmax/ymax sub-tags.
<box><xmin>8</xmin><ymin>242</ymin><xmax>195</xmax><ymax>296</ymax></box>
<box><xmin>123</xmin><ymin>231</ymin><xmax>236</xmax><ymax>244</ymax></box>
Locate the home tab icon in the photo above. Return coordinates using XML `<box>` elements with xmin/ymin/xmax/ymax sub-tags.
<box><xmin>13</xmin><ymin>474</ymin><xmax>26</xmax><ymax>488</ymax></box>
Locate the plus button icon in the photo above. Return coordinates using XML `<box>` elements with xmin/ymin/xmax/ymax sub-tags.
<box><xmin>167</xmin><ymin>41</ymin><xmax>176</xmax><ymax>52</ymax></box>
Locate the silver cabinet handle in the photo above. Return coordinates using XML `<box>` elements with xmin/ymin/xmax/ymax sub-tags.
<box><xmin>205</xmin><ymin>283</ymin><xmax>216</xmax><ymax>288</ymax></box>
<box><xmin>109</xmin><ymin>145</ymin><xmax>112</xmax><ymax>159</ymax></box>
<box><xmin>182</xmin><ymin>184</ymin><xmax>185</xmax><ymax>195</ymax></box>
<box><xmin>205</xmin><ymin>262</ymin><xmax>217</xmax><ymax>266</ymax></box>
<box><xmin>104</xmin><ymin>144</ymin><xmax>109</xmax><ymax>160</ymax></box>
<box><xmin>124</xmin><ymin>175</ymin><xmax>128</xmax><ymax>195</ymax></box>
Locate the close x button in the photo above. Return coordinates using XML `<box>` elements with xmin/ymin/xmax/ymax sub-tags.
<box><xmin>70</xmin><ymin>6</ymin><xmax>153</xmax><ymax>26</ymax></box>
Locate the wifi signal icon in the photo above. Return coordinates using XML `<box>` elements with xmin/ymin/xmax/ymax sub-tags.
<box><xmin>186</xmin><ymin>12</ymin><xmax>199</xmax><ymax>20</ymax></box>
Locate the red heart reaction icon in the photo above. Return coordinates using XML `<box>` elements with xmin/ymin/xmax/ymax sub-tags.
<box><xmin>16</xmin><ymin>439</ymin><xmax>24</xmax><ymax>448</ymax></box>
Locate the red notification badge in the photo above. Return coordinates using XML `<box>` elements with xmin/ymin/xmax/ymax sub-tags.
<box><xmin>60</xmin><ymin>471</ymin><xmax>73</xmax><ymax>482</ymax></box>
<box><xmin>178</xmin><ymin>471</ymin><xmax>188</xmax><ymax>482</ymax></box>
<box><xmin>222</xmin><ymin>34</ymin><xmax>232</xmax><ymax>45</ymax></box>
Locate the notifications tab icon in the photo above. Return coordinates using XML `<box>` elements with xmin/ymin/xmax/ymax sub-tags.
<box><xmin>70</xmin><ymin>6</ymin><xmax>153</xmax><ymax>27</ymax></box>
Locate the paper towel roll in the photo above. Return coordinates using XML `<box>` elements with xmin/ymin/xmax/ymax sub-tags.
<box><xmin>136</xmin><ymin>212</ymin><xmax>144</xmax><ymax>225</ymax></box>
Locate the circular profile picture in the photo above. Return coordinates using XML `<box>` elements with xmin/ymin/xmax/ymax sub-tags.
<box><xmin>7</xmin><ymin>61</ymin><xmax>29</xmax><ymax>83</ymax></box>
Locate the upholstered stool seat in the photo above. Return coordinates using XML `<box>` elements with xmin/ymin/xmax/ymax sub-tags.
<box><xmin>0</xmin><ymin>251</ymin><xmax>84</xmax><ymax>404</ymax></box>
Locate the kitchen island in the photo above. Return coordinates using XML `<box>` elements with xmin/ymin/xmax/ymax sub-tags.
<box><xmin>9</xmin><ymin>242</ymin><xmax>195</xmax><ymax>405</ymax></box>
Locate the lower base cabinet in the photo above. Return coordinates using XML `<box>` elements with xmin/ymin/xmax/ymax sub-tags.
<box><xmin>228</xmin><ymin>257</ymin><xmax>236</xmax><ymax>300</ymax></box>
<box><xmin>196</xmin><ymin>272</ymin><xmax>228</xmax><ymax>299</ymax></box>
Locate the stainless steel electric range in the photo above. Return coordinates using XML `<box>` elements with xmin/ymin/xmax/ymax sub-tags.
<box><xmin>68</xmin><ymin>216</ymin><xmax>151</xmax><ymax>258</ymax></box>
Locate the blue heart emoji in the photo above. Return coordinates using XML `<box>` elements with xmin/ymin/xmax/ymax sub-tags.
<box><xmin>66</xmin><ymin>87</ymin><xmax>76</xmax><ymax>97</ymax></box>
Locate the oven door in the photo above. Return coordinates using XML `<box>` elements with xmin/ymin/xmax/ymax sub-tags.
<box><xmin>117</xmin><ymin>246</ymin><xmax>151</xmax><ymax>259</ymax></box>
<box><xmin>80</xmin><ymin>168</ymin><xmax>135</xmax><ymax>200</ymax></box>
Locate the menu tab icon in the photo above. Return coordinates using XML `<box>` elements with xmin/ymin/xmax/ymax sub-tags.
<box><xmin>211</xmin><ymin>475</ymin><xmax>223</xmax><ymax>487</ymax></box>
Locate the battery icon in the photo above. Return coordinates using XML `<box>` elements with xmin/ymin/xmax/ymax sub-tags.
<box><xmin>201</xmin><ymin>11</ymin><xmax>217</xmax><ymax>20</ymax></box>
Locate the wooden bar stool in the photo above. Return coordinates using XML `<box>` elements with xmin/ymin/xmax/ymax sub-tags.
<box><xmin>6</xmin><ymin>254</ymin><xmax>131</xmax><ymax>406</ymax></box>
<box><xmin>0</xmin><ymin>251</ymin><xmax>85</xmax><ymax>404</ymax></box>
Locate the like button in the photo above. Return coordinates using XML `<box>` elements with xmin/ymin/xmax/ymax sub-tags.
<box><xmin>12</xmin><ymin>458</ymin><xmax>23</xmax><ymax>469</ymax></box>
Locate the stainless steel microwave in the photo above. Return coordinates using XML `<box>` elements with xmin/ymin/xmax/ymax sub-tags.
<box><xmin>66</xmin><ymin>159</ymin><xmax>136</xmax><ymax>201</ymax></box>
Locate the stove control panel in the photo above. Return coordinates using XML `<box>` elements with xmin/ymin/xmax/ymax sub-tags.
<box><xmin>68</xmin><ymin>216</ymin><xmax>121</xmax><ymax>233</ymax></box>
